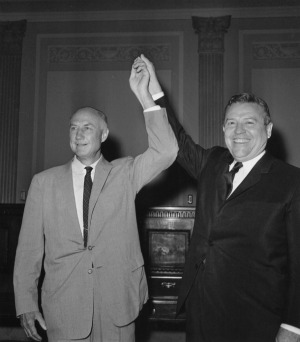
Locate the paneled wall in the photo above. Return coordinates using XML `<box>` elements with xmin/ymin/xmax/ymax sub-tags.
<box><xmin>240</xmin><ymin>29</ymin><xmax>300</xmax><ymax>166</ymax></box>
<box><xmin>16</xmin><ymin>19</ymin><xmax>199</xmax><ymax>206</ymax></box>
<box><xmin>34</xmin><ymin>33</ymin><xmax>181</xmax><ymax>170</ymax></box>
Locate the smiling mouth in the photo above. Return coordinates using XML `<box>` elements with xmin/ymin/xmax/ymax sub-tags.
<box><xmin>233</xmin><ymin>138</ymin><xmax>250</xmax><ymax>143</ymax></box>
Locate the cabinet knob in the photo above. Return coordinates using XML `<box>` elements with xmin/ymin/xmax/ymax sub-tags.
<box><xmin>161</xmin><ymin>282</ymin><xmax>176</xmax><ymax>289</ymax></box>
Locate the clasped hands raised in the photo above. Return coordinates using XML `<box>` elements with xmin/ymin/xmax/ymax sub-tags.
<box><xmin>129</xmin><ymin>54</ymin><xmax>162</xmax><ymax>110</ymax></box>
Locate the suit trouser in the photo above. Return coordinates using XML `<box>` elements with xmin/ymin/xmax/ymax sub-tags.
<box><xmin>47</xmin><ymin>267</ymin><xmax>135</xmax><ymax>342</ymax></box>
<box><xmin>185</xmin><ymin>264</ymin><xmax>206</xmax><ymax>342</ymax></box>
<box><xmin>185</xmin><ymin>263</ymin><xmax>282</xmax><ymax>342</ymax></box>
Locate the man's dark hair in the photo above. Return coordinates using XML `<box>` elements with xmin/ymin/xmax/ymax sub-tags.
<box><xmin>224</xmin><ymin>93</ymin><xmax>272</xmax><ymax>125</ymax></box>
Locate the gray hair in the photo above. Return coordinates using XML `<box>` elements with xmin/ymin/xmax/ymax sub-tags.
<box><xmin>71</xmin><ymin>107</ymin><xmax>108</xmax><ymax>125</ymax></box>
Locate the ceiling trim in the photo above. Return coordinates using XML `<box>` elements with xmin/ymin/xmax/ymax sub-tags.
<box><xmin>1</xmin><ymin>6</ymin><xmax>300</xmax><ymax>22</ymax></box>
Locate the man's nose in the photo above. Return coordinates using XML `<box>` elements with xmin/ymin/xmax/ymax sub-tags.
<box><xmin>235</xmin><ymin>122</ymin><xmax>245</xmax><ymax>134</ymax></box>
<box><xmin>76</xmin><ymin>128</ymin><xmax>84</xmax><ymax>139</ymax></box>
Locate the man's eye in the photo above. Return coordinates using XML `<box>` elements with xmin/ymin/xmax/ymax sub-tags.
<box><xmin>226</xmin><ymin>121</ymin><xmax>235</xmax><ymax>126</ymax></box>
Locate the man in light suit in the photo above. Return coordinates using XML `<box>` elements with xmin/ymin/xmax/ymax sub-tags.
<box><xmin>142</xmin><ymin>56</ymin><xmax>300</xmax><ymax>342</ymax></box>
<box><xmin>13</xmin><ymin>57</ymin><xmax>178</xmax><ymax>342</ymax></box>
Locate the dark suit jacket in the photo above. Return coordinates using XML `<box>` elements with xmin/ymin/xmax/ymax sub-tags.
<box><xmin>157</xmin><ymin>96</ymin><xmax>300</xmax><ymax>342</ymax></box>
<box><xmin>13</xmin><ymin>108</ymin><xmax>178</xmax><ymax>340</ymax></box>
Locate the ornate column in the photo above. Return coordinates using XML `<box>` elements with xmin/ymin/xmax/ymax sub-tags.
<box><xmin>192</xmin><ymin>16</ymin><xmax>230</xmax><ymax>147</ymax></box>
<box><xmin>0</xmin><ymin>20</ymin><xmax>26</xmax><ymax>203</ymax></box>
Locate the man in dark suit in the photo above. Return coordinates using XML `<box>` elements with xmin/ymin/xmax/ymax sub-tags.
<box><xmin>13</xmin><ymin>58</ymin><xmax>178</xmax><ymax>342</ymax></box>
<box><xmin>141</xmin><ymin>55</ymin><xmax>300</xmax><ymax>342</ymax></box>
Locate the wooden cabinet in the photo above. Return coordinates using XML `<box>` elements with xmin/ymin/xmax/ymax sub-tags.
<box><xmin>139</xmin><ymin>207</ymin><xmax>195</xmax><ymax>321</ymax></box>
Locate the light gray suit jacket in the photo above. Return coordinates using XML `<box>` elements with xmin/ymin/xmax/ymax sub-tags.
<box><xmin>14</xmin><ymin>108</ymin><xmax>178</xmax><ymax>340</ymax></box>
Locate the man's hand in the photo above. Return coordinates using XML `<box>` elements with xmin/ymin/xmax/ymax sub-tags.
<box><xmin>129</xmin><ymin>56</ymin><xmax>155</xmax><ymax>110</ymax></box>
<box><xmin>19</xmin><ymin>311</ymin><xmax>47</xmax><ymax>341</ymax></box>
<box><xmin>276</xmin><ymin>327</ymin><xmax>300</xmax><ymax>342</ymax></box>
<box><xmin>140</xmin><ymin>54</ymin><xmax>163</xmax><ymax>96</ymax></box>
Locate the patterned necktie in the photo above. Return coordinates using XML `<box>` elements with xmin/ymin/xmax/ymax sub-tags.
<box><xmin>224</xmin><ymin>162</ymin><xmax>243</xmax><ymax>198</ymax></box>
<box><xmin>83</xmin><ymin>166</ymin><xmax>93</xmax><ymax>248</ymax></box>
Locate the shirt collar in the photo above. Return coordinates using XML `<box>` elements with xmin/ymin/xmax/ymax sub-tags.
<box><xmin>230</xmin><ymin>151</ymin><xmax>265</xmax><ymax>172</ymax></box>
<box><xmin>72</xmin><ymin>155</ymin><xmax>101</xmax><ymax>174</ymax></box>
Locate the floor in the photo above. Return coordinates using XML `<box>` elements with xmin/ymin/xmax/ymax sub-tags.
<box><xmin>0</xmin><ymin>327</ymin><xmax>29</xmax><ymax>341</ymax></box>
<box><xmin>0</xmin><ymin>310</ymin><xmax>186</xmax><ymax>342</ymax></box>
<box><xmin>0</xmin><ymin>326</ymin><xmax>185</xmax><ymax>342</ymax></box>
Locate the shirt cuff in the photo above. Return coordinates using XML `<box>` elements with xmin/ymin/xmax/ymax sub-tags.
<box><xmin>143</xmin><ymin>92</ymin><xmax>164</xmax><ymax>112</ymax></box>
<box><xmin>144</xmin><ymin>105</ymin><xmax>161</xmax><ymax>113</ymax></box>
<box><xmin>281</xmin><ymin>324</ymin><xmax>300</xmax><ymax>335</ymax></box>
<box><xmin>152</xmin><ymin>92</ymin><xmax>164</xmax><ymax>101</ymax></box>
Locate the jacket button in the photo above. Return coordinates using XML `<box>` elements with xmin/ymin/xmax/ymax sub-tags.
<box><xmin>88</xmin><ymin>269</ymin><xmax>93</xmax><ymax>274</ymax></box>
<box><xmin>88</xmin><ymin>246</ymin><xmax>93</xmax><ymax>250</ymax></box>
<box><xmin>202</xmin><ymin>258</ymin><xmax>206</xmax><ymax>265</ymax></box>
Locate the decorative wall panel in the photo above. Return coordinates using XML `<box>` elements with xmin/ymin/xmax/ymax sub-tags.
<box><xmin>33</xmin><ymin>34</ymin><xmax>182</xmax><ymax>173</ymax></box>
<box><xmin>239</xmin><ymin>30</ymin><xmax>300</xmax><ymax>167</ymax></box>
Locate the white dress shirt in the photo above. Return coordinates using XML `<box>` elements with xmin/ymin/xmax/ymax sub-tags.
<box><xmin>228</xmin><ymin>151</ymin><xmax>265</xmax><ymax>196</ymax></box>
<box><xmin>71</xmin><ymin>156</ymin><xmax>100</xmax><ymax>235</ymax></box>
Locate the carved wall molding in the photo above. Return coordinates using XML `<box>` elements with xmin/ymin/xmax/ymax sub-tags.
<box><xmin>48</xmin><ymin>44</ymin><xmax>170</xmax><ymax>64</ymax></box>
<box><xmin>253</xmin><ymin>42</ymin><xmax>300</xmax><ymax>60</ymax></box>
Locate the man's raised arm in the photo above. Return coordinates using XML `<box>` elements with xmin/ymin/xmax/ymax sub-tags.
<box><xmin>128</xmin><ymin>55</ymin><xmax>178</xmax><ymax>193</ymax></box>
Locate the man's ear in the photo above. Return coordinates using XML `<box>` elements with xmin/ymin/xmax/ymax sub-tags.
<box><xmin>267</xmin><ymin>123</ymin><xmax>273</xmax><ymax>139</ymax></box>
<box><xmin>101</xmin><ymin>129</ymin><xmax>109</xmax><ymax>143</ymax></box>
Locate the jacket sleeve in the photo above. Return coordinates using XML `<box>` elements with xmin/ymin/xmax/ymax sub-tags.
<box><xmin>284</xmin><ymin>179</ymin><xmax>300</xmax><ymax>328</ymax></box>
<box><xmin>13</xmin><ymin>175</ymin><xmax>44</xmax><ymax>316</ymax></box>
<box><xmin>131</xmin><ymin>107</ymin><xmax>178</xmax><ymax>194</ymax></box>
<box><xmin>155</xmin><ymin>95</ymin><xmax>211</xmax><ymax>180</ymax></box>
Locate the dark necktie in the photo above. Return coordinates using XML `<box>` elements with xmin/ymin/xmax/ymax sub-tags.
<box><xmin>224</xmin><ymin>162</ymin><xmax>243</xmax><ymax>198</ymax></box>
<box><xmin>83</xmin><ymin>166</ymin><xmax>93</xmax><ymax>248</ymax></box>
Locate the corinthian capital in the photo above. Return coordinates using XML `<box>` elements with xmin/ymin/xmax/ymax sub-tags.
<box><xmin>0</xmin><ymin>20</ymin><xmax>27</xmax><ymax>55</ymax></box>
<box><xmin>192</xmin><ymin>16</ymin><xmax>231</xmax><ymax>54</ymax></box>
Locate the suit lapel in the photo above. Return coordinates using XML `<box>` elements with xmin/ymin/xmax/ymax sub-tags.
<box><xmin>89</xmin><ymin>157</ymin><xmax>113</xmax><ymax>223</ymax></box>
<box><xmin>216</xmin><ymin>151</ymin><xmax>233</xmax><ymax>204</ymax></box>
<box><xmin>58</xmin><ymin>161</ymin><xmax>83</xmax><ymax>240</ymax></box>
<box><xmin>227</xmin><ymin>152</ymin><xmax>274</xmax><ymax>201</ymax></box>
